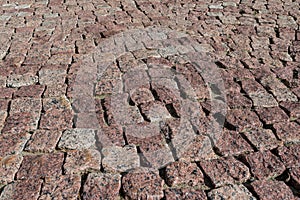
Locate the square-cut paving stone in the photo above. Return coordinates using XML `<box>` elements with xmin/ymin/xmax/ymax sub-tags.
<box><xmin>208</xmin><ymin>184</ymin><xmax>257</xmax><ymax>200</ymax></box>
<box><xmin>58</xmin><ymin>129</ymin><xmax>96</xmax><ymax>150</ymax></box>
<box><xmin>24</xmin><ymin>130</ymin><xmax>62</xmax><ymax>153</ymax></box>
<box><xmin>7</xmin><ymin>73</ymin><xmax>38</xmax><ymax>88</ymax></box>
<box><xmin>173</xmin><ymin>124</ymin><xmax>217</xmax><ymax>161</ymax></box>
<box><xmin>0</xmin><ymin>154</ymin><xmax>23</xmax><ymax>187</ymax></box>
<box><xmin>249</xmin><ymin>92</ymin><xmax>278</xmax><ymax>107</ymax></box>
<box><xmin>290</xmin><ymin>166</ymin><xmax>300</xmax><ymax>190</ymax></box>
<box><xmin>123</xmin><ymin>68</ymin><xmax>150</xmax><ymax>92</ymax></box>
<box><xmin>122</xmin><ymin>167</ymin><xmax>164</xmax><ymax>200</ymax></box>
<box><xmin>243</xmin><ymin>128</ymin><xmax>280</xmax><ymax>151</ymax></box>
<box><xmin>64</xmin><ymin>149</ymin><xmax>101</xmax><ymax>174</ymax></box>
<box><xmin>125</xmin><ymin>122</ymin><xmax>167</xmax><ymax>152</ymax></box>
<box><xmin>13</xmin><ymin>85</ymin><xmax>45</xmax><ymax>98</ymax></box>
<box><xmin>225</xmin><ymin>109</ymin><xmax>262</xmax><ymax>132</ymax></box>
<box><xmin>82</xmin><ymin>173</ymin><xmax>121</xmax><ymax>200</ymax></box>
<box><xmin>2</xmin><ymin>112</ymin><xmax>39</xmax><ymax>133</ymax></box>
<box><xmin>280</xmin><ymin>102</ymin><xmax>300</xmax><ymax>120</ymax></box>
<box><xmin>215</xmin><ymin>130</ymin><xmax>253</xmax><ymax>156</ymax></box>
<box><xmin>38</xmin><ymin>65</ymin><xmax>67</xmax><ymax>85</ymax></box>
<box><xmin>130</xmin><ymin>87</ymin><xmax>155</xmax><ymax>105</ymax></box>
<box><xmin>226</xmin><ymin>91</ymin><xmax>253</xmax><ymax>109</ymax></box>
<box><xmin>200</xmin><ymin>156</ymin><xmax>250</xmax><ymax>187</ymax></box>
<box><xmin>0</xmin><ymin>178</ymin><xmax>42</xmax><ymax>200</ymax></box>
<box><xmin>39</xmin><ymin>174</ymin><xmax>81</xmax><ymax>200</ymax></box>
<box><xmin>256</xmin><ymin>107</ymin><xmax>289</xmax><ymax>125</ymax></box>
<box><xmin>143</xmin><ymin>145</ymin><xmax>174</xmax><ymax>169</ymax></box>
<box><xmin>271</xmin><ymin>87</ymin><xmax>298</xmax><ymax>102</ymax></box>
<box><xmin>165</xmin><ymin>160</ymin><xmax>204</xmax><ymax>187</ymax></box>
<box><xmin>75</xmin><ymin>112</ymin><xmax>102</xmax><ymax>129</ymax></box>
<box><xmin>273</xmin><ymin>121</ymin><xmax>300</xmax><ymax>142</ymax></box>
<box><xmin>10</xmin><ymin>98</ymin><xmax>41</xmax><ymax>115</ymax></box>
<box><xmin>97</xmin><ymin>124</ymin><xmax>125</xmax><ymax>147</ymax></box>
<box><xmin>43</xmin><ymin>83</ymin><xmax>67</xmax><ymax>97</ymax></box>
<box><xmin>139</xmin><ymin>101</ymin><xmax>172</xmax><ymax>122</ymax></box>
<box><xmin>102</xmin><ymin>145</ymin><xmax>140</xmax><ymax>173</ymax></box>
<box><xmin>0</xmin><ymin>76</ymin><xmax>6</xmax><ymax>87</ymax></box>
<box><xmin>16</xmin><ymin>153</ymin><xmax>64</xmax><ymax>179</ymax></box>
<box><xmin>164</xmin><ymin>188</ymin><xmax>207</xmax><ymax>199</ymax></box>
<box><xmin>244</xmin><ymin>150</ymin><xmax>285</xmax><ymax>179</ymax></box>
<box><xmin>39</xmin><ymin>109</ymin><xmax>73</xmax><ymax>130</ymax></box>
<box><xmin>42</xmin><ymin>96</ymin><xmax>72</xmax><ymax>111</ymax></box>
<box><xmin>277</xmin><ymin>144</ymin><xmax>300</xmax><ymax>168</ymax></box>
<box><xmin>0</xmin><ymin>132</ymin><xmax>30</xmax><ymax>157</ymax></box>
<box><xmin>0</xmin><ymin>88</ymin><xmax>15</xmax><ymax>99</ymax></box>
<box><xmin>250</xmin><ymin>180</ymin><xmax>296</xmax><ymax>200</ymax></box>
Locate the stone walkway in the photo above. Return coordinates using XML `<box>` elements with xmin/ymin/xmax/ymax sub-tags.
<box><xmin>0</xmin><ymin>0</ymin><xmax>300</xmax><ymax>199</ymax></box>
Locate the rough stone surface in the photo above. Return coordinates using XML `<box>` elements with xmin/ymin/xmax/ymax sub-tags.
<box><xmin>250</xmin><ymin>180</ymin><xmax>296</xmax><ymax>200</ymax></box>
<box><xmin>244</xmin><ymin>150</ymin><xmax>286</xmax><ymax>180</ymax></box>
<box><xmin>164</xmin><ymin>188</ymin><xmax>207</xmax><ymax>199</ymax></box>
<box><xmin>102</xmin><ymin>145</ymin><xmax>140</xmax><ymax>173</ymax></box>
<box><xmin>165</xmin><ymin>160</ymin><xmax>204</xmax><ymax>187</ymax></box>
<box><xmin>64</xmin><ymin>149</ymin><xmax>101</xmax><ymax>174</ymax></box>
<box><xmin>122</xmin><ymin>167</ymin><xmax>164</xmax><ymax>200</ymax></box>
<box><xmin>82</xmin><ymin>173</ymin><xmax>121</xmax><ymax>200</ymax></box>
<box><xmin>58</xmin><ymin>129</ymin><xmax>96</xmax><ymax>150</ymax></box>
<box><xmin>208</xmin><ymin>184</ymin><xmax>257</xmax><ymax>200</ymax></box>
<box><xmin>200</xmin><ymin>156</ymin><xmax>250</xmax><ymax>187</ymax></box>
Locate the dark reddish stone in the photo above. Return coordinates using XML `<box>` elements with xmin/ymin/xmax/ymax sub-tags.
<box><xmin>0</xmin><ymin>178</ymin><xmax>42</xmax><ymax>200</ymax></box>
<box><xmin>250</xmin><ymin>180</ymin><xmax>296</xmax><ymax>200</ymax></box>
<box><xmin>277</xmin><ymin>144</ymin><xmax>300</xmax><ymax>168</ymax></box>
<box><xmin>130</xmin><ymin>87</ymin><xmax>155</xmax><ymax>105</ymax></box>
<box><xmin>255</xmin><ymin>107</ymin><xmax>289</xmax><ymax>125</ymax></box>
<box><xmin>82</xmin><ymin>173</ymin><xmax>121</xmax><ymax>200</ymax></box>
<box><xmin>244</xmin><ymin>150</ymin><xmax>285</xmax><ymax>179</ymax></box>
<box><xmin>243</xmin><ymin>128</ymin><xmax>280</xmax><ymax>151</ymax></box>
<box><xmin>2</xmin><ymin>112</ymin><xmax>38</xmax><ymax>133</ymax></box>
<box><xmin>225</xmin><ymin>109</ymin><xmax>262</xmax><ymax>132</ymax></box>
<box><xmin>226</xmin><ymin>91</ymin><xmax>253</xmax><ymax>109</ymax></box>
<box><xmin>165</xmin><ymin>160</ymin><xmax>204</xmax><ymax>187</ymax></box>
<box><xmin>97</xmin><ymin>124</ymin><xmax>125</xmax><ymax>147</ymax></box>
<box><xmin>273</xmin><ymin>121</ymin><xmax>300</xmax><ymax>142</ymax></box>
<box><xmin>25</xmin><ymin>130</ymin><xmax>62</xmax><ymax>153</ymax></box>
<box><xmin>39</xmin><ymin>174</ymin><xmax>81</xmax><ymax>200</ymax></box>
<box><xmin>122</xmin><ymin>167</ymin><xmax>164</xmax><ymax>199</ymax></box>
<box><xmin>0</xmin><ymin>132</ymin><xmax>30</xmax><ymax>157</ymax></box>
<box><xmin>13</xmin><ymin>85</ymin><xmax>45</xmax><ymax>98</ymax></box>
<box><xmin>16</xmin><ymin>153</ymin><xmax>64</xmax><ymax>179</ymax></box>
<box><xmin>208</xmin><ymin>184</ymin><xmax>256</xmax><ymax>200</ymax></box>
<box><xmin>39</xmin><ymin>109</ymin><xmax>73</xmax><ymax>130</ymax></box>
<box><xmin>164</xmin><ymin>188</ymin><xmax>207</xmax><ymax>200</ymax></box>
<box><xmin>215</xmin><ymin>130</ymin><xmax>253</xmax><ymax>156</ymax></box>
<box><xmin>0</xmin><ymin>154</ymin><xmax>23</xmax><ymax>186</ymax></box>
<box><xmin>200</xmin><ymin>156</ymin><xmax>250</xmax><ymax>187</ymax></box>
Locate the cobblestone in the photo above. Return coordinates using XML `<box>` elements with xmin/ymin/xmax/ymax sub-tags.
<box><xmin>0</xmin><ymin>0</ymin><xmax>300</xmax><ymax>198</ymax></box>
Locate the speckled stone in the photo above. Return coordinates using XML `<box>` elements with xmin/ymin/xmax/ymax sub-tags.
<box><xmin>243</xmin><ymin>128</ymin><xmax>280</xmax><ymax>151</ymax></box>
<box><xmin>82</xmin><ymin>173</ymin><xmax>121</xmax><ymax>200</ymax></box>
<box><xmin>255</xmin><ymin>107</ymin><xmax>289</xmax><ymax>125</ymax></box>
<box><xmin>122</xmin><ymin>167</ymin><xmax>164</xmax><ymax>200</ymax></box>
<box><xmin>102</xmin><ymin>145</ymin><xmax>140</xmax><ymax>173</ymax></box>
<box><xmin>208</xmin><ymin>184</ymin><xmax>257</xmax><ymax>200</ymax></box>
<box><xmin>165</xmin><ymin>160</ymin><xmax>204</xmax><ymax>187</ymax></box>
<box><xmin>16</xmin><ymin>153</ymin><xmax>64</xmax><ymax>179</ymax></box>
<box><xmin>244</xmin><ymin>150</ymin><xmax>285</xmax><ymax>179</ymax></box>
<box><xmin>25</xmin><ymin>130</ymin><xmax>62</xmax><ymax>153</ymax></box>
<box><xmin>38</xmin><ymin>174</ymin><xmax>81</xmax><ymax>200</ymax></box>
<box><xmin>200</xmin><ymin>156</ymin><xmax>250</xmax><ymax>187</ymax></box>
<box><xmin>164</xmin><ymin>187</ymin><xmax>207</xmax><ymax>199</ymax></box>
<box><xmin>58</xmin><ymin>129</ymin><xmax>96</xmax><ymax>150</ymax></box>
<box><xmin>64</xmin><ymin>149</ymin><xmax>101</xmax><ymax>174</ymax></box>
<box><xmin>290</xmin><ymin>166</ymin><xmax>300</xmax><ymax>190</ymax></box>
<box><xmin>250</xmin><ymin>180</ymin><xmax>296</xmax><ymax>200</ymax></box>
<box><xmin>0</xmin><ymin>178</ymin><xmax>42</xmax><ymax>200</ymax></box>
<box><xmin>0</xmin><ymin>132</ymin><xmax>30</xmax><ymax>157</ymax></box>
<box><xmin>273</xmin><ymin>121</ymin><xmax>300</xmax><ymax>142</ymax></box>
<box><xmin>0</xmin><ymin>154</ymin><xmax>23</xmax><ymax>186</ymax></box>
<box><xmin>277</xmin><ymin>144</ymin><xmax>300</xmax><ymax>168</ymax></box>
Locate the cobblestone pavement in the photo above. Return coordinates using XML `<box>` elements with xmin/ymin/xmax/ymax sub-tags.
<box><xmin>0</xmin><ymin>0</ymin><xmax>300</xmax><ymax>199</ymax></box>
